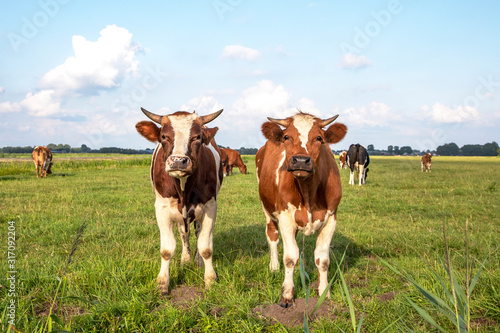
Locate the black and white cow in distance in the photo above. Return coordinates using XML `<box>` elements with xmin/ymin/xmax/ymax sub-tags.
<box><xmin>135</xmin><ymin>107</ymin><xmax>224</xmax><ymax>295</ymax></box>
<box><xmin>347</xmin><ymin>144</ymin><xmax>370</xmax><ymax>185</ymax></box>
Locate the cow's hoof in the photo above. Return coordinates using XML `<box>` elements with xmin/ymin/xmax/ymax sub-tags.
<box><xmin>157</xmin><ymin>285</ymin><xmax>169</xmax><ymax>296</ymax></box>
<box><xmin>279</xmin><ymin>297</ymin><xmax>294</xmax><ymax>308</ymax></box>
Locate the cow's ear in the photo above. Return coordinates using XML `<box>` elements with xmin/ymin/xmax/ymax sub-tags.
<box><xmin>262</xmin><ymin>121</ymin><xmax>283</xmax><ymax>142</ymax></box>
<box><xmin>324</xmin><ymin>122</ymin><xmax>347</xmax><ymax>144</ymax></box>
<box><xmin>136</xmin><ymin>121</ymin><xmax>160</xmax><ymax>142</ymax></box>
<box><xmin>202</xmin><ymin>127</ymin><xmax>219</xmax><ymax>145</ymax></box>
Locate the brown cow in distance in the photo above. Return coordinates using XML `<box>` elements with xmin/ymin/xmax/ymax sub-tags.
<box><xmin>221</xmin><ymin>148</ymin><xmax>247</xmax><ymax>175</ymax></box>
<box><xmin>135</xmin><ymin>107</ymin><xmax>224</xmax><ymax>295</ymax></box>
<box><xmin>421</xmin><ymin>153</ymin><xmax>432</xmax><ymax>172</ymax></box>
<box><xmin>32</xmin><ymin>146</ymin><xmax>53</xmax><ymax>178</ymax></box>
<box><xmin>256</xmin><ymin>111</ymin><xmax>347</xmax><ymax>308</ymax></box>
<box><xmin>338</xmin><ymin>150</ymin><xmax>348</xmax><ymax>169</ymax></box>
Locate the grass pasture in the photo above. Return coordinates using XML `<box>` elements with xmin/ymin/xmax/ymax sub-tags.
<box><xmin>0</xmin><ymin>154</ymin><xmax>499</xmax><ymax>332</ymax></box>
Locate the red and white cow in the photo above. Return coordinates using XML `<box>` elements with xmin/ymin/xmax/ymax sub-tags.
<box><xmin>32</xmin><ymin>146</ymin><xmax>53</xmax><ymax>178</ymax></box>
<box><xmin>421</xmin><ymin>153</ymin><xmax>432</xmax><ymax>172</ymax></box>
<box><xmin>338</xmin><ymin>150</ymin><xmax>348</xmax><ymax>169</ymax></box>
<box><xmin>136</xmin><ymin>107</ymin><xmax>224</xmax><ymax>295</ymax></box>
<box><xmin>256</xmin><ymin>111</ymin><xmax>347</xmax><ymax>307</ymax></box>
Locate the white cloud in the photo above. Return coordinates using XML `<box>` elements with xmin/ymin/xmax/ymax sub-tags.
<box><xmin>231</xmin><ymin>80</ymin><xmax>292</xmax><ymax>118</ymax></box>
<box><xmin>0</xmin><ymin>101</ymin><xmax>22</xmax><ymax>114</ymax></box>
<box><xmin>221</xmin><ymin>45</ymin><xmax>261</xmax><ymax>61</ymax></box>
<box><xmin>180</xmin><ymin>96</ymin><xmax>224</xmax><ymax>115</ymax></box>
<box><xmin>421</xmin><ymin>103</ymin><xmax>479</xmax><ymax>123</ymax></box>
<box><xmin>342</xmin><ymin>102</ymin><xmax>395</xmax><ymax>127</ymax></box>
<box><xmin>21</xmin><ymin>90</ymin><xmax>61</xmax><ymax>117</ymax></box>
<box><xmin>0</xmin><ymin>90</ymin><xmax>61</xmax><ymax>116</ymax></box>
<box><xmin>340</xmin><ymin>53</ymin><xmax>372</xmax><ymax>69</ymax></box>
<box><xmin>40</xmin><ymin>25</ymin><xmax>142</xmax><ymax>94</ymax></box>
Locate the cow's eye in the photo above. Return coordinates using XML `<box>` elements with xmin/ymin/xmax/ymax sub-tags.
<box><xmin>161</xmin><ymin>134</ymin><xmax>166</xmax><ymax>140</ymax></box>
<box><xmin>317</xmin><ymin>136</ymin><xmax>323</xmax><ymax>142</ymax></box>
<box><xmin>283</xmin><ymin>135</ymin><xmax>289</xmax><ymax>140</ymax></box>
<box><xmin>196</xmin><ymin>135</ymin><xmax>201</xmax><ymax>140</ymax></box>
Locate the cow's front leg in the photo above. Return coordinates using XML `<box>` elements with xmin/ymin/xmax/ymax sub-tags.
<box><xmin>264</xmin><ymin>209</ymin><xmax>280</xmax><ymax>271</ymax></box>
<box><xmin>176</xmin><ymin>218</ymin><xmax>191</xmax><ymax>264</ymax></box>
<box><xmin>278</xmin><ymin>216</ymin><xmax>299</xmax><ymax>308</ymax></box>
<box><xmin>314</xmin><ymin>214</ymin><xmax>337</xmax><ymax>298</ymax></box>
<box><xmin>197</xmin><ymin>198</ymin><xmax>217</xmax><ymax>288</ymax></box>
<box><xmin>155</xmin><ymin>199</ymin><xmax>178</xmax><ymax>295</ymax></box>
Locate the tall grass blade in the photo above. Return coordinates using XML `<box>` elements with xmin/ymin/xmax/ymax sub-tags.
<box><xmin>336</xmin><ymin>259</ymin><xmax>357</xmax><ymax>331</ymax></box>
<box><xmin>469</xmin><ymin>258</ymin><xmax>486</xmax><ymax>294</ymax></box>
<box><xmin>403</xmin><ymin>294</ymin><xmax>447</xmax><ymax>333</ymax></box>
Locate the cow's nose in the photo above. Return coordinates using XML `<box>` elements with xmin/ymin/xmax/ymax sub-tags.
<box><xmin>168</xmin><ymin>155</ymin><xmax>191</xmax><ymax>170</ymax></box>
<box><xmin>290</xmin><ymin>155</ymin><xmax>312</xmax><ymax>171</ymax></box>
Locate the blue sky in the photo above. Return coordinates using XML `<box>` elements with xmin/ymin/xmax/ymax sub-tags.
<box><xmin>1</xmin><ymin>0</ymin><xmax>499</xmax><ymax>151</ymax></box>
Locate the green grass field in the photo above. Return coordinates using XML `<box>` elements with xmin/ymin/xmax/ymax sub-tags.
<box><xmin>1</xmin><ymin>154</ymin><xmax>499</xmax><ymax>332</ymax></box>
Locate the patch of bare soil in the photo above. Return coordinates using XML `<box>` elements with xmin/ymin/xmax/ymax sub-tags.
<box><xmin>168</xmin><ymin>285</ymin><xmax>203</xmax><ymax>310</ymax></box>
<box><xmin>35</xmin><ymin>302</ymin><xmax>87</xmax><ymax>319</ymax></box>
<box><xmin>253</xmin><ymin>297</ymin><xmax>337</xmax><ymax>328</ymax></box>
<box><xmin>377</xmin><ymin>291</ymin><xmax>398</xmax><ymax>303</ymax></box>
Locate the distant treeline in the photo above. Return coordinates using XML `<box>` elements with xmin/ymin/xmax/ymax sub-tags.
<box><xmin>0</xmin><ymin>144</ymin><xmax>153</xmax><ymax>155</ymax></box>
<box><xmin>435</xmin><ymin>142</ymin><xmax>499</xmax><ymax>156</ymax></box>
<box><xmin>2</xmin><ymin>141</ymin><xmax>498</xmax><ymax>156</ymax></box>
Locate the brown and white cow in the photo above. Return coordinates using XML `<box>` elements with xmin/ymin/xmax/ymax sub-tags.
<box><xmin>421</xmin><ymin>153</ymin><xmax>432</xmax><ymax>172</ymax></box>
<box><xmin>339</xmin><ymin>150</ymin><xmax>348</xmax><ymax>169</ymax></box>
<box><xmin>256</xmin><ymin>111</ymin><xmax>347</xmax><ymax>307</ymax></box>
<box><xmin>135</xmin><ymin>107</ymin><xmax>224</xmax><ymax>295</ymax></box>
<box><xmin>32</xmin><ymin>146</ymin><xmax>53</xmax><ymax>178</ymax></box>
<box><xmin>221</xmin><ymin>148</ymin><xmax>247</xmax><ymax>175</ymax></box>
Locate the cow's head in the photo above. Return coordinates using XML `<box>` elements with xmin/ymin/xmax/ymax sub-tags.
<box><xmin>136</xmin><ymin>108</ymin><xmax>223</xmax><ymax>178</ymax></box>
<box><xmin>261</xmin><ymin>112</ymin><xmax>347</xmax><ymax>179</ymax></box>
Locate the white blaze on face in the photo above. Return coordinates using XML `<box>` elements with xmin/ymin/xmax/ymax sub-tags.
<box><xmin>293</xmin><ymin>114</ymin><xmax>315</xmax><ymax>152</ymax></box>
<box><xmin>169</xmin><ymin>114</ymin><xmax>197</xmax><ymax>156</ymax></box>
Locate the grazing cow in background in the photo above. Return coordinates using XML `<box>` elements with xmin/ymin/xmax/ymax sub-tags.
<box><xmin>339</xmin><ymin>150</ymin><xmax>348</xmax><ymax>169</ymax></box>
<box><xmin>135</xmin><ymin>107</ymin><xmax>224</xmax><ymax>295</ymax></box>
<box><xmin>421</xmin><ymin>153</ymin><xmax>432</xmax><ymax>172</ymax></box>
<box><xmin>256</xmin><ymin>111</ymin><xmax>347</xmax><ymax>308</ymax></box>
<box><xmin>221</xmin><ymin>148</ymin><xmax>247</xmax><ymax>175</ymax></box>
<box><xmin>347</xmin><ymin>144</ymin><xmax>369</xmax><ymax>185</ymax></box>
<box><xmin>32</xmin><ymin>146</ymin><xmax>53</xmax><ymax>178</ymax></box>
<box><xmin>219</xmin><ymin>147</ymin><xmax>229</xmax><ymax>177</ymax></box>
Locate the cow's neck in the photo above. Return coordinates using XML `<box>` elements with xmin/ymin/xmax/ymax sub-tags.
<box><xmin>294</xmin><ymin>175</ymin><xmax>319</xmax><ymax>211</ymax></box>
<box><xmin>173</xmin><ymin>168</ymin><xmax>199</xmax><ymax>233</ymax></box>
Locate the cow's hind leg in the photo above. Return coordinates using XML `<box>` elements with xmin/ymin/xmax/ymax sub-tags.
<box><xmin>278</xmin><ymin>215</ymin><xmax>299</xmax><ymax>308</ymax></box>
<box><xmin>314</xmin><ymin>214</ymin><xmax>337</xmax><ymax>298</ymax></box>
<box><xmin>155</xmin><ymin>199</ymin><xmax>177</xmax><ymax>295</ymax></box>
<box><xmin>358</xmin><ymin>165</ymin><xmax>364</xmax><ymax>185</ymax></box>
<box><xmin>348</xmin><ymin>170</ymin><xmax>355</xmax><ymax>185</ymax></box>
<box><xmin>264</xmin><ymin>209</ymin><xmax>279</xmax><ymax>271</ymax></box>
<box><xmin>197</xmin><ymin>198</ymin><xmax>217</xmax><ymax>288</ymax></box>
